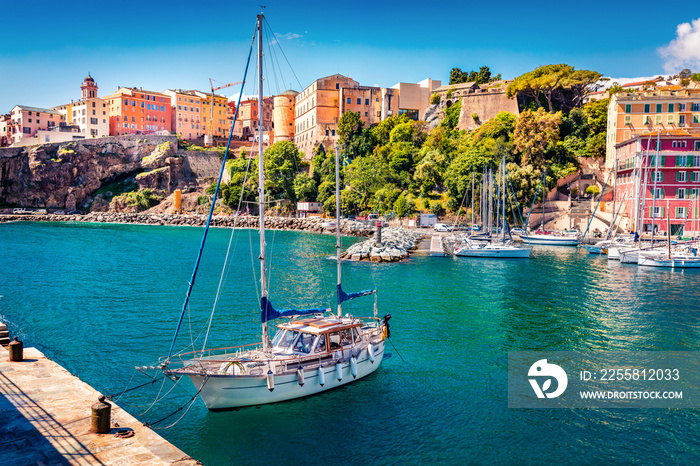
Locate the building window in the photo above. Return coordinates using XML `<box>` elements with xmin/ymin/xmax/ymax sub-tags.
<box><xmin>692</xmin><ymin>172</ymin><xmax>700</xmax><ymax>182</ymax></box>
<box><xmin>694</xmin><ymin>115</ymin><xmax>699</xmax><ymax>124</ymax></box>
<box><xmin>625</xmin><ymin>104</ymin><xmax>631</xmax><ymax>113</ymax></box>
<box><xmin>677</xmin><ymin>171</ymin><xmax>687</xmax><ymax>182</ymax></box>
<box><xmin>90</xmin><ymin>118</ymin><xmax>98</xmax><ymax>124</ymax></box>
<box><xmin>677</xmin><ymin>188</ymin><xmax>686</xmax><ymax>199</ymax></box>
<box><xmin>336</xmin><ymin>83</ymin><xmax>339</xmax><ymax>89</ymax></box>
<box><xmin>652</xmin><ymin>206</ymin><xmax>663</xmax><ymax>218</ymax></box>
<box><xmin>669</xmin><ymin>103</ymin><xmax>675</xmax><ymax>112</ymax></box>
<box><xmin>680</xmin><ymin>115</ymin><xmax>686</xmax><ymax>126</ymax></box>
<box><xmin>656</xmin><ymin>103</ymin><xmax>662</xmax><ymax>113</ymax></box>
<box><xmin>653</xmin><ymin>171</ymin><xmax>663</xmax><ymax>182</ymax></box>
<box><xmin>346</xmin><ymin>98</ymin><xmax>351</xmax><ymax>104</ymax></box>
<box><xmin>677</xmin><ymin>207</ymin><xmax>687</xmax><ymax>218</ymax></box>
<box><xmin>656</xmin><ymin>115</ymin><xmax>662</xmax><ymax>124</ymax></box>
<box><xmin>644</xmin><ymin>103</ymin><xmax>650</xmax><ymax>113</ymax></box>
<box><xmin>624</xmin><ymin>115</ymin><xmax>631</xmax><ymax>125</ymax></box>
<box><xmin>365</xmin><ymin>99</ymin><xmax>369</xmax><ymax>105</ymax></box>
<box><xmin>679</xmin><ymin>103</ymin><xmax>686</xmax><ymax>111</ymax></box>
<box><xmin>668</xmin><ymin>115</ymin><xmax>675</xmax><ymax>124</ymax></box>
<box><xmin>356</xmin><ymin>98</ymin><xmax>361</xmax><ymax>105</ymax></box>
<box><xmin>643</xmin><ymin>115</ymin><xmax>651</xmax><ymax>124</ymax></box>
<box><xmin>691</xmin><ymin>187</ymin><xmax>700</xmax><ymax>198</ymax></box>
<box><xmin>692</xmin><ymin>103</ymin><xmax>700</xmax><ymax>111</ymax></box>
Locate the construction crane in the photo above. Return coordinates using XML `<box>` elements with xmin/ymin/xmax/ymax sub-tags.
<box><xmin>206</xmin><ymin>78</ymin><xmax>242</xmax><ymax>146</ymax></box>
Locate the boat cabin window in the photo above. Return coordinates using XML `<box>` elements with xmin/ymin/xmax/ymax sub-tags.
<box><xmin>272</xmin><ymin>329</ymin><xmax>299</xmax><ymax>350</ymax></box>
<box><xmin>341</xmin><ymin>329</ymin><xmax>353</xmax><ymax>346</ymax></box>
<box><xmin>293</xmin><ymin>332</ymin><xmax>315</xmax><ymax>354</ymax></box>
<box><xmin>328</xmin><ymin>331</ymin><xmax>341</xmax><ymax>350</ymax></box>
<box><xmin>315</xmin><ymin>334</ymin><xmax>326</xmax><ymax>353</ymax></box>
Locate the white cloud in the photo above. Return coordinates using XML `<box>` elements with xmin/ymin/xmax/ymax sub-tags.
<box><xmin>659</xmin><ymin>18</ymin><xmax>700</xmax><ymax>73</ymax></box>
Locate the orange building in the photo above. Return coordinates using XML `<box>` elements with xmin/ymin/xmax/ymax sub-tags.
<box><xmin>104</xmin><ymin>87</ymin><xmax>172</xmax><ymax>136</ymax></box>
<box><xmin>230</xmin><ymin>96</ymin><xmax>273</xmax><ymax>139</ymax></box>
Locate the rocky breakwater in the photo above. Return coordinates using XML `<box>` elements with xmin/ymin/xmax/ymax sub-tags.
<box><xmin>0</xmin><ymin>212</ymin><xmax>375</xmax><ymax>237</ymax></box>
<box><xmin>342</xmin><ymin>227</ymin><xmax>423</xmax><ymax>262</ymax></box>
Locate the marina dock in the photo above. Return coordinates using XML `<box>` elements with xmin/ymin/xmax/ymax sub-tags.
<box><xmin>0</xmin><ymin>345</ymin><xmax>199</xmax><ymax>465</ymax></box>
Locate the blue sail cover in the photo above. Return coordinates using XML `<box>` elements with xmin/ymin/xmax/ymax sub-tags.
<box><xmin>260</xmin><ymin>296</ymin><xmax>327</xmax><ymax>323</ymax></box>
<box><xmin>337</xmin><ymin>284</ymin><xmax>376</xmax><ymax>305</ymax></box>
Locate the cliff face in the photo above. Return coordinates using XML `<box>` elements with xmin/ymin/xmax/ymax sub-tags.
<box><xmin>0</xmin><ymin>135</ymin><xmax>213</xmax><ymax>211</ymax></box>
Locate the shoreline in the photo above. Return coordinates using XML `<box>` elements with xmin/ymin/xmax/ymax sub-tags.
<box><xmin>0</xmin><ymin>212</ymin><xmax>376</xmax><ymax>237</ymax></box>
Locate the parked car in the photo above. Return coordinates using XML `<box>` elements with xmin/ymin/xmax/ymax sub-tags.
<box><xmin>32</xmin><ymin>209</ymin><xmax>48</xmax><ymax>215</ymax></box>
<box><xmin>12</xmin><ymin>208</ymin><xmax>27</xmax><ymax>214</ymax></box>
<box><xmin>68</xmin><ymin>210</ymin><xmax>82</xmax><ymax>215</ymax></box>
<box><xmin>53</xmin><ymin>210</ymin><xmax>65</xmax><ymax>215</ymax></box>
<box><xmin>511</xmin><ymin>227</ymin><xmax>526</xmax><ymax>235</ymax></box>
<box><xmin>434</xmin><ymin>223</ymin><xmax>452</xmax><ymax>232</ymax></box>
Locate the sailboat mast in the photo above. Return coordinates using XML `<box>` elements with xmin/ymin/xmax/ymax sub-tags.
<box><xmin>542</xmin><ymin>169</ymin><xmax>546</xmax><ymax>231</ymax></box>
<box><xmin>257</xmin><ymin>14</ymin><xmax>270</xmax><ymax>350</ymax></box>
<box><xmin>335</xmin><ymin>147</ymin><xmax>342</xmax><ymax>317</ymax></box>
<box><xmin>502</xmin><ymin>156</ymin><xmax>506</xmax><ymax>243</ymax></box>
<box><xmin>471</xmin><ymin>172</ymin><xmax>474</xmax><ymax>236</ymax></box>
<box><xmin>650</xmin><ymin>132</ymin><xmax>660</xmax><ymax>247</ymax></box>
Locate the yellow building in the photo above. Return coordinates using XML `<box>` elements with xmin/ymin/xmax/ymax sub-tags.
<box><xmin>193</xmin><ymin>91</ymin><xmax>230</xmax><ymax>139</ymax></box>
<box><xmin>606</xmin><ymin>85</ymin><xmax>700</xmax><ymax>168</ymax></box>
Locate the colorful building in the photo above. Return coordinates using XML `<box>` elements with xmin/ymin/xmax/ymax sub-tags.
<box><xmin>614</xmin><ymin>132</ymin><xmax>700</xmax><ymax>236</ymax></box>
<box><xmin>6</xmin><ymin>105</ymin><xmax>65</xmax><ymax>146</ymax></box>
<box><xmin>53</xmin><ymin>75</ymin><xmax>109</xmax><ymax>138</ymax></box>
<box><xmin>234</xmin><ymin>96</ymin><xmax>273</xmax><ymax>140</ymax></box>
<box><xmin>163</xmin><ymin>89</ymin><xmax>203</xmax><ymax>140</ymax></box>
<box><xmin>104</xmin><ymin>87</ymin><xmax>172</xmax><ymax>136</ymax></box>
<box><xmin>0</xmin><ymin>114</ymin><xmax>10</xmax><ymax>147</ymax></box>
<box><xmin>192</xmin><ymin>91</ymin><xmax>230</xmax><ymax>139</ymax></box>
<box><xmin>606</xmin><ymin>84</ymin><xmax>700</xmax><ymax>169</ymax></box>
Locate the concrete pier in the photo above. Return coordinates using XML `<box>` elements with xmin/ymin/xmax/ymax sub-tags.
<box><xmin>0</xmin><ymin>345</ymin><xmax>199</xmax><ymax>465</ymax></box>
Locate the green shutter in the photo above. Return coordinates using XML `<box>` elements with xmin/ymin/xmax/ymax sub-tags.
<box><xmin>661</xmin><ymin>206</ymin><xmax>664</xmax><ymax>216</ymax></box>
<box><xmin>660</xmin><ymin>172</ymin><xmax>664</xmax><ymax>182</ymax></box>
<box><xmin>661</xmin><ymin>156</ymin><xmax>665</xmax><ymax>167</ymax></box>
<box><xmin>688</xmin><ymin>155</ymin><xmax>693</xmax><ymax>167</ymax></box>
<box><xmin>677</xmin><ymin>172</ymin><xmax>681</xmax><ymax>181</ymax></box>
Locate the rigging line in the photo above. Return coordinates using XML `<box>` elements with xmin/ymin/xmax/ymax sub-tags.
<box><xmin>505</xmin><ymin>170</ymin><xmax>526</xmax><ymax>228</ymax></box>
<box><xmin>201</xmin><ymin>148</ymin><xmax>255</xmax><ymax>353</ymax></box>
<box><xmin>111</xmin><ymin>369</ymin><xmax>137</xmax><ymax>401</ymax></box>
<box><xmin>147</xmin><ymin>376</ymin><xmax>209</xmax><ymax>430</ymax></box>
<box><xmin>167</xmin><ymin>24</ymin><xmax>256</xmax><ymax>361</ymax></box>
<box><xmin>387</xmin><ymin>336</ymin><xmax>405</xmax><ymax>363</ymax></box>
<box><xmin>138</xmin><ymin>375</ymin><xmax>184</xmax><ymax>416</ymax></box>
<box><xmin>262</xmin><ymin>17</ymin><xmax>303</xmax><ymax>90</ymax></box>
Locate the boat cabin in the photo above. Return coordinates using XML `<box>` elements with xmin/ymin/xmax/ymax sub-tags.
<box><xmin>272</xmin><ymin>317</ymin><xmax>362</xmax><ymax>356</ymax></box>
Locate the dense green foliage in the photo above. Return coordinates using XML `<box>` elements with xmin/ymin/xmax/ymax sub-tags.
<box><xmin>450</xmin><ymin>66</ymin><xmax>502</xmax><ymax>85</ymax></box>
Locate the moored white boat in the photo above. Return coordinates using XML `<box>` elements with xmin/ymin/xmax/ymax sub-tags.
<box><xmin>521</xmin><ymin>233</ymin><xmax>580</xmax><ymax>246</ymax></box>
<box><xmin>454</xmin><ymin>238</ymin><xmax>531</xmax><ymax>258</ymax></box>
<box><xmin>637</xmin><ymin>251</ymin><xmax>700</xmax><ymax>268</ymax></box>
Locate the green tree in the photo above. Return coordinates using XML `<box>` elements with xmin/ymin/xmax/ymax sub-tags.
<box><xmin>389</xmin><ymin>122</ymin><xmax>413</xmax><ymax>144</ymax></box>
<box><xmin>293</xmin><ymin>172</ymin><xmax>317</xmax><ymax>202</ymax></box>
<box><xmin>507</xmin><ymin>64</ymin><xmax>601</xmax><ymax>112</ymax></box>
<box><xmin>585</xmin><ymin>185</ymin><xmax>600</xmax><ymax>198</ymax></box>
<box><xmin>394</xmin><ymin>193</ymin><xmax>408</xmax><ymax>219</ymax></box>
<box><xmin>441</xmin><ymin>99</ymin><xmax>461</xmax><ymax>130</ymax></box>
<box><xmin>261</xmin><ymin>140</ymin><xmax>303</xmax><ymax>203</ymax></box>
<box><xmin>449</xmin><ymin>66</ymin><xmax>501</xmax><ymax>85</ymax></box>
<box><xmin>514</xmin><ymin>108</ymin><xmax>562</xmax><ymax>168</ymax></box>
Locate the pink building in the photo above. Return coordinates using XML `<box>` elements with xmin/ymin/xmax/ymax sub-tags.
<box><xmin>7</xmin><ymin>106</ymin><xmax>65</xmax><ymax>146</ymax></box>
<box><xmin>0</xmin><ymin>114</ymin><xmax>10</xmax><ymax>146</ymax></box>
<box><xmin>615</xmin><ymin>132</ymin><xmax>700</xmax><ymax>236</ymax></box>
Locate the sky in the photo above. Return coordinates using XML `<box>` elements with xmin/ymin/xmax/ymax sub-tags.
<box><xmin>1</xmin><ymin>0</ymin><xmax>700</xmax><ymax>112</ymax></box>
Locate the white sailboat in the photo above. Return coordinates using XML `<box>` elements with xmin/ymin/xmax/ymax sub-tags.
<box><xmin>454</xmin><ymin>156</ymin><xmax>531</xmax><ymax>258</ymax></box>
<box><xmin>156</xmin><ymin>14</ymin><xmax>390</xmax><ymax>410</ymax></box>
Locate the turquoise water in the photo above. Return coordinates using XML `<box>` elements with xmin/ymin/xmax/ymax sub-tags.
<box><xmin>1</xmin><ymin>221</ymin><xmax>700</xmax><ymax>464</ymax></box>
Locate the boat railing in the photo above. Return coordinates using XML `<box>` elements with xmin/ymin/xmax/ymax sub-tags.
<box><xmin>175</xmin><ymin>342</ymin><xmax>263</xmax><ymax>364</ymax></box>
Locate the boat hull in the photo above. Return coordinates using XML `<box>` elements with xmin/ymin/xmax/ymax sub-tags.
<box><xmin>580</xmin><ymin>244</ymin><xmax>604</xmax><ymax>254</ymax></box>
<box><xmin>186</xmin><ymin>342</ymin><xmax>386</xmax><ymax>410</ymax></box>
<box><xmin>638</xmin><ymin>255</ymin><xmax>700</xmax><ymax>268</ymax></box>
<box><xmin>455</xmin><ymin>247</ymin><xmax>531</xmax><ymax>258</ymax></box>
<box><xmin>521</xmin><ymin>235</ymin><xmax>580</xmax><ymax>246</ymax></box>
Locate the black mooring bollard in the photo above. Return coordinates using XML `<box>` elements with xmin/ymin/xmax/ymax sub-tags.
<box><xmin>91</xmin><ymin>395</ymin><xmax>112</xmax><ymax>434</ymax></box>
<box><xmin>8</xmin><ymin>337</ymin><xmax>23</xmax><ymax>362</ymax></box>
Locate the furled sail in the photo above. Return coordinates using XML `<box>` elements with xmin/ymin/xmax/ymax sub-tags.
<box><xmin>260</xmin><ymin>297</ymin><xmax>327</xmax><ymax>323</ymax></box>
<box><xmin>337</xmin><ymin>284</ymin><xmax>376</xmax><ymax>305</ymax></box>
